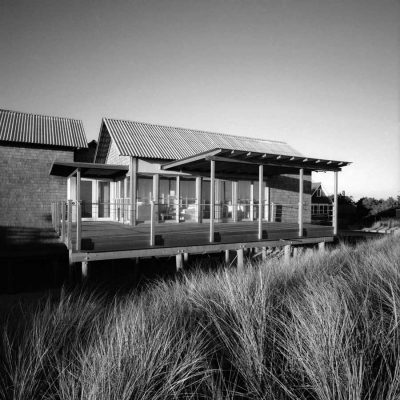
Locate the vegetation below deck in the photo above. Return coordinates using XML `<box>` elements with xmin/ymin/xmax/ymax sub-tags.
<box><xmin>1</xmin><ymin>236</ymin><xmax>400</xmax><ymax>399</ymax></box>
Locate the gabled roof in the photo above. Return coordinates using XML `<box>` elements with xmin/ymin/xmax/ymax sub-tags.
<box><xmin>312</xmin><ymin>182</ymin><xmax>321</xmax><ymax>192</ymax></box>
<box><xmin>0</xmin><ymin>109</ymin><xmax>87</xmax><ymax>148</ymax></box>
<box><xmin>99</xmin><ymin>119</ymin><xmax>303</xmax><ymax>161</ymax></box>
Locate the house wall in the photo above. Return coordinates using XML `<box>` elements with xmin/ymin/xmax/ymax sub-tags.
<box><xmin>0</xmin><ymin>144</ymin><xmax>73</xmax><ymax>228</ymax></box>
<box><xmin>106</xmin><ymin>139</ymin><xmax>130</xmax><ymax>166</ymax></box>
<box><xmin>268</xmin><ymin>172</ymin><xmax>312</xmax><ymax>223</ymax></box>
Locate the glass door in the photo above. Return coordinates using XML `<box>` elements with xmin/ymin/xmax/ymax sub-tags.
<box><xmin>98</xmin><ymin>181</ymin><xmax>110</xmax><ymax>218</ymax></box>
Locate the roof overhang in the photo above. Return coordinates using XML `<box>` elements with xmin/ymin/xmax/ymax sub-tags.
<box><xmin>162</xmin><ymin>148</ymin><xmax>350</xmax><ymax>178</ymax></box>
<box><xmin>50</xmin><ymin>161</ymin><xmax>128</xmax><ymax>179</ymax></box>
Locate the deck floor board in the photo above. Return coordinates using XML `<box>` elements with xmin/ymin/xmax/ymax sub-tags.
<box><xmin>69</xmin><ymin>221</ymin><xmax>333</xmax><ymax>253</ymax></box>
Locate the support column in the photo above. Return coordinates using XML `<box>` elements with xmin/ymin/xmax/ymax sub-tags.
<box><xmin>249</xmin><ymin>181</ymin><xmax>254</xmax><ymax>220</ymax></box>
<box><xmin>61</xmin><ymin>201</ymin><xmax>66</xmax><ymax>242</ymax></box>
<box><xmin>81</xmin><ymin>261</ymin><xmax>89</xmax><ymax>280</ymax></box>
<box><xmin>176</xmin><ymin>253</ymin><xmax>183</xmax><ymax>271</ymax></box>
<box><xmin>224</xmin><ymin>250</ymin><xmax>230</xmax><ymax>264</ymax></box>
<box><xmin>209</xmin><ymin>160</ymin><xmax>215</xmax><ymax>243</ymax></box>
<box><xmin>237</xmin><ymin>248</ymin><xmax>244</xmax><ymax>269</ymax></box>
<box><xmin>262</xmin><ymin>247</ymin><xmax>267</xmax><ymax>261</ymax></box>
<box><xmin>258</xmin><ymin>165</ymin><xmax>264</xmax><ymax>240</ymax></box>
<box><xmin>153</xmin><ymin>173</ymin><xmax>159</xmax><ymax>222</ymax></box>
<box><xmin>76</xmin><ymin>169</ymin><xmax>81</xmax><ymax>252</ymax></box>
<box><xmin>318</xmin><ymin>242</ymin><xmax>325</xmax><ymax>252</ymax></box>
<box><xmin>195</xmin><ymin>177</ymin><xmax>202</xmax><ymax>223</ymax></box>
<box><xmin>123</xmin><ymin>178</ymin><xmax>128</xmax><ymax>222</ymax></box>
<box><xmin>232</xmin><ymin>181</ymin><xmax>238</xmax><ymax>222</ymax></box>
<box><xmin>176</xmin><ymin>175</ymin><xmax>180</xmax><ymax>223</ymax></box>
<box><xmin>298</xmin><ymin>168</ymin><xmax>304</xmax><ymax>237</ymax></box>
<box><xmin>284</xmin><ymin>245</ymin><xmax>291</xmax><ymax>263</ymax></box>
<box><xmin>130</xmin><ymin>157</ymin><xmax>137</xmax><ymax>226</ymax></box>
<box><xmin>333</xmin><ymin>171</ymin><xmax>338</xmax><ymax>235</ymax></box>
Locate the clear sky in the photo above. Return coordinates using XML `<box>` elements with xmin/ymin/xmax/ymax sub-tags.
<box><xmin>0</xmin><ymin>0</ymin><xmax>399</xmax><ymax>200</ymax></box>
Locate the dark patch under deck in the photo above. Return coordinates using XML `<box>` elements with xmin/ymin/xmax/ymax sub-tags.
<box><xmin>70</xmin><ymin>221</ymin><xmax>334</xmax><ymax>253</ymax></box>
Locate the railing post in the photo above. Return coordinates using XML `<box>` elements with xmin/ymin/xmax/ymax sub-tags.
<box><xmin>76</xmin><ymin>200</ymin><xmax>81</xmax><ymax>251</ymax></box>
<box><xmin>150</xmin><ymin>201</ymin><xmax>155</xmax><ymax>246</ymax></box>
<box><xmin>61</xmin><ymin>201</ymin><xmax>66</xmax><ymax>242</ymax></box>
<box><xmin>67</xmin><ymin>200</ymin><xmax>72</xmax><ymax>249</ymax></box>
<box><xmin>258</xmin><ymin>164</ymin><xmax>263</xmax><ymax>240</ymax></box>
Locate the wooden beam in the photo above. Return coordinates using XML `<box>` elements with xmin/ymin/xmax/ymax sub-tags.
<box><xmin>70</xmin><ymin>236</ymin><xmax>335</xmax><ymax>263</ymax></box>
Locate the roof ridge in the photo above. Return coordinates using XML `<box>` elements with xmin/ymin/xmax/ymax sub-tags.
<box><xmin>0</xmin><ymin>108</ymin><xmax>83</xmax><ymax>123</ymax></box>
<box><xmin>103</xmin><ymin>118</ymin><xmax>288</xmax><ymax>145</ymax></box>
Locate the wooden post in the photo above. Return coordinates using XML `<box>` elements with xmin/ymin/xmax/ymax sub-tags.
<box><xmin>82</xmin><ymin>261</ymin><xmax>89</xmax><ymax>280</ymax></box>
<box><xmin>318</xmin><ymin>241</ymin><xmax>325</xmax><ymax>252</ymax></box>
<box><xmin>184</xmin><ymin>252</ymin><xmax>189</xmax><ymax>263</ymax></box>
<box><xmin>232</xmin><ymin>181</ymin><xmax>238</xmax><ymax>222</ymax></box>
<box><xmin>130</xmin><ymin>157</ymin><xmax>137</xmax><ymax>226</ymax></box>
<box><xmin>293</xmin><ymin>247</ymin><xmax>298</xmax><ymax>258</ymax></box>
<box><xmin>76</xmin><ymin>169</ymin><xmax>81</xmax><ymax>252</ymax></box>
<box><xmin>176</xmin><ymin>253</ymin><xmax>183</xmax><ymax>271</ymax></box>
<box><xmin>153</xmin><ymin>173</ymin><xmax>159</xmax><ymax>223</ymax></box>
<box><xmin>176</xmin><ymin>175</ymin><xmax>180</xmax><ymax>223</ymax></box>
<box><xmin>61</xmin><ymin>201</ymin><xmax>66</xmax><ymax>242</ymax></box>
<box><xmin>284</xmin><ymin>245</ymin><xmax>291</xmax><ymax>263</ymax></box>
<box><xmin>258</xmin><ymin>164</ymin><xmax>263</xmax><ymax>240</ymax></box>
<box><xmin>150</xmin><ymin>201</ymin><xmax>155</xmax><ymax>246</ymax></box>
<box><xmin>209</xmin><ymin>159</ymin><xmax>215</xmax><ymax>243</ymax></box>
<box><xmin>333</xmin><ymin>171</ymin><xmax>338</xmax><ymax>235</ymax></box>
<box><xmin>195</xmin><ymin>177</ymin><xmax>202</xmax><ymax>223</ymax></box>
<box><xmin>67</xmin><ymin>200</ymin><xmax>72</xmax><ymax>248</ymax></box>
<box><xmin>249</xmin><ymin>181</ymin><xmax>254</xmax><ymax>220</ymax></box>
<box><xmin>237</xmin><ymin>248</ymin><xmax>244</xmax><ymax>269</ymax></box>
<box><xmin>225</xmin><ymin>249</ymin><xmax>230</xmax><ymax>264</ymax></box>
<box><xmin>271</xmin><ymin>202</ymin><xmax>275</xmax><ymax>222</ymax></box>
<box><xmin>298</xmin><ymin>168</ymin><xmax>304</xmax><ymax>237</ymax></box>
<box><xmin>262</xmin><ymin>247</ymin><xmax>267</xmax><ymax>261</ymax></box>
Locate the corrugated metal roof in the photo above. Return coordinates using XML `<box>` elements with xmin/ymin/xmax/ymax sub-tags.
<box><xmin>103</xmin><ymin>119</ymin><xmax>303</xmax><ymax>160</ymax></box>
<box><xmin>0</xmin><ymin>109</ymin><xmax>87</xmax><ymax>148</ymax></box>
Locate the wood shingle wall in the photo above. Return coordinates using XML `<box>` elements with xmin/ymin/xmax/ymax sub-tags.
<box><xmin>0</xmin><ymin>144</ymin><xmax>74</xmax><ymax>228</ymax></box>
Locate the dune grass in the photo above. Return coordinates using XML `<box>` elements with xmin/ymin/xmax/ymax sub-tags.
<box><xmin>1</xmin><ymin>235</ymin><xmax>400</xmax><ymax>399</ymax></box>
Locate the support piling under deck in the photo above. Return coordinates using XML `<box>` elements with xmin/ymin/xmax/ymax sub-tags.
<box><xmin>67</xmin><ymin>221</ymin><xmax>334</xmax><ymax>263</ymax></box>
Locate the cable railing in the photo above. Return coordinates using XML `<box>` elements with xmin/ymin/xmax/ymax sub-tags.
<box><xmin>51</xmin><ymin>200</ymin><xmax>318</xmax><ymax>252</ymax></box>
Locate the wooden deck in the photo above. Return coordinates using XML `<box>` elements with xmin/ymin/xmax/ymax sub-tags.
<box><xmin>67</xmin><ymin>221</ymin><xmax>334</xmax><ymax>262</ymax></box>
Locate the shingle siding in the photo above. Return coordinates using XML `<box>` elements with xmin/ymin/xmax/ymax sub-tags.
<box><xmin>268</xmin><ymin>173</ymin><xmax>312</xmax><ymax>223</ymax></box>
<box><xmin>0</xmin><ymin>145</ymin><xmax>73</xmax><ymax>228</ymax></box>
<box><xmin>105</xmin><ymin>138</ymin><xmax>129</xmax><ymax>166</ymax></box>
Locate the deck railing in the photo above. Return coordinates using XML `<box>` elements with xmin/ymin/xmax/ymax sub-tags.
<box><xmin>51</xmin><ymin>200</ymin><xmax>315</xmax><ymax>251</ymax></box>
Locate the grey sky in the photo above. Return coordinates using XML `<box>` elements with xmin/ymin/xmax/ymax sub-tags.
<box><xmin>0</xmin><ymin>0</ymin><xmax>399</xmax><ymax>199</ymax></box>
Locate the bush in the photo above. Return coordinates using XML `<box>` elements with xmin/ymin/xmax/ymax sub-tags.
<box><xmin>1</xmin><ymin>236</ymin><xmax>400</xmax><ymax>399</ymax></box>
